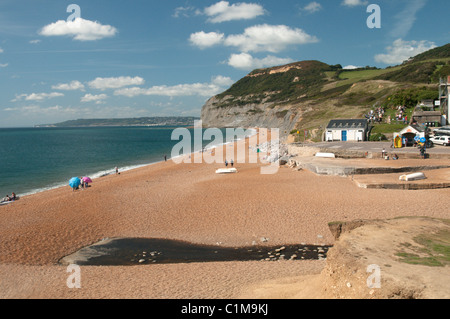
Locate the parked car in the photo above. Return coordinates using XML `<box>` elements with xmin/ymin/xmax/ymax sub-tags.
<box><xmin>430</xmin><ymin>136</ymin><xmax>450</xmax><ymax>146</ymax></box>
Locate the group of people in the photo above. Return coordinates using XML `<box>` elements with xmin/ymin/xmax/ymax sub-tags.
<box><xmin>395</xmin><ymin>105</ymin><xmax>408</xmax><ymax>124</ymax></box>
<box><xmin>72</xmin><ymin>178</ymin><xmax>90</xmax><ymax>191</ymax></box>
<box><xmin>1</xmin><ymin>192</ymin><xmax>17</xmax><ymax>203</ymax></box>
<box><xmin>366</xmin><ymin>107</ymin><xmax>385</xmax><ymax>123</ymax></box>
<box><xmin>224</xmin><ymin>159</ymin><xmax>234</xmax><ymax>167</ymax></box>
<box><xmin>381</xmin><ymin>148</ymin><xmax>399</xmax><ymax>160</ymax></box>
<box><xmin>366</xmin><ymin>105</ymin><xmax>409</xmax><ymax>125</ymax></box>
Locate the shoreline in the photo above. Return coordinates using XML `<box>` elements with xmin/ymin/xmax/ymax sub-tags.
<box><xmin>4</xmin><ymin>127</ymin><xmax>258</xmax><ymax>200</ymax></box>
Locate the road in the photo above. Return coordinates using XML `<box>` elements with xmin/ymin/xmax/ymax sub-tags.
<box><xmin>300</xmin><ymin>141</ymin><xmax>450</xmax><ymax>155</ymax></box>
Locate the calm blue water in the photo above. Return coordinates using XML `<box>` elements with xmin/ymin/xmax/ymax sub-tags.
<box><xmin>0</xmin><ymin>126</ymin><xmax>254</xmax><ymax>198</ymax></box>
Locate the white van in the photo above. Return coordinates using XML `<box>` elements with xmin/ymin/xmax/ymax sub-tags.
<box><xmin>430</xmin><ymin>136</ymin><xmax>450</xmax><ymax>146</ymax></box>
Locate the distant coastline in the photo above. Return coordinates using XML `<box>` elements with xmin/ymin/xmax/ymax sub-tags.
<box><xmin>34</xmin><ymin>116</ymin><xmax>200</xmax><ymax>128</ymax></box>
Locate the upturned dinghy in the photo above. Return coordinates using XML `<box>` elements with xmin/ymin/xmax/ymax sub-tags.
<box><xmin>215</xmin><ymin>168</ymin><xmax>238</xmax><ymax>174</ymax></box>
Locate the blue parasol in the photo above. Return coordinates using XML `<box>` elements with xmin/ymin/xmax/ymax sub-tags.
<box><xmin>69</xmin><ymin>177</ymin><xmax>81</xmax><ymax>188</ymax></box>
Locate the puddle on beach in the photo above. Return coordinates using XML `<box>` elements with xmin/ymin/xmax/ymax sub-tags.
<box><xmin>60</xmin><ymin>238</ymin><xmax>331</xmax><ymax>266</ymax></box>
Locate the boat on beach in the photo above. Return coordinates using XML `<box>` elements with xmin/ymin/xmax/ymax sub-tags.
<box><xmin>215</xmin><ymin>168</ymin><xmax>238</xmax><ymax>174</ymax></box>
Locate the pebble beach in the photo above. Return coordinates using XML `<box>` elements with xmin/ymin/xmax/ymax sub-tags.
<box><xmin>1</xmin><ymin>133</ymin><xmax>449</xmax><ymax>299</ymax></box>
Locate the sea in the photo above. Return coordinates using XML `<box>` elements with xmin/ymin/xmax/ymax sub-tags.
<box><xmin>0</xmin><ymin>126</ymin><xmax>255</xmax><ymax>198</ymax></box>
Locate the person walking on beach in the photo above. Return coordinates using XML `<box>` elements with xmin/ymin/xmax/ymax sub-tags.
<box><xmin>231</xmin><ymin>159</ymin><xmax>234</xmax><ymax>167</ymax></box>
<box><xmin>115</xmin><ymin>166</ymin><xmax>119</xmax><ymax>175</ymax></box>
<box><xmin>225</xmin><ymin>160</ymin><xmax>228</xmax><ymax>167</ymax></box>
<box><xmin>164</xmin><ymin>155</ymin><xmax>167</xmax><ymax>162</ymax></box>
<box><xmin>419</xmin><ymin>145</ymin><xmax>426</xmax><ymax>159</ymax></box>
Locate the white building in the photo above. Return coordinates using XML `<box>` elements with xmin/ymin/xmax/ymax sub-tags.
<box><xmin>325</xmin><ymin>119</ymin><xmax>369</xmax><ymax>142</ymax></box>
<box><xmin>440</xmin><ymin>76</ymin><xmax>450</xmax><ymax>125</ymax></box>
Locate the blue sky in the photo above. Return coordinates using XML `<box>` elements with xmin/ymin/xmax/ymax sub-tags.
<box><xmin>0</xmin><ymin>0</ymin><xmax>448</xmax><ymax>127</ymax></box>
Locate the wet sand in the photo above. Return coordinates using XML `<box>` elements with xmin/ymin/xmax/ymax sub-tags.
<box><xmin>0</xmin><ymin>134</ymin><xmax>449</xmax><ymax>299</ymax></box>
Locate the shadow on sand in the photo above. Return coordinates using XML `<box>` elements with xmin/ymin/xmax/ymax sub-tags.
<box><xmin>60</xmin><ymin>238</ymin><xmax>331</xmax><ymax>266</ymax></box>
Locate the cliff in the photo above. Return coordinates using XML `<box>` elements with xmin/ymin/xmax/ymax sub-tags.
<box><xmin>201</xmin><ymin>60</ymin><xmax>336</xmax><ymax>134</ymax></box>
<box><xmin>201</xmin><ymin>94</ymin><xmax>301</xmax><ymax>134</ymax></box>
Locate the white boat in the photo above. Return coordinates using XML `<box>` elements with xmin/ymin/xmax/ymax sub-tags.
<box><xmin>399</xmin><ymin>172</ymin><xmax>426</xmax><ymax>181</ymax></box>
<box><xmin>315</xmin><ymin>152</ymin><xmax>335</xmax><ymax>158</ymax></box>
<box><xmin>215</xmin><ymin>168</ymin><xmax>238</xmax><ymax>174</ymax></box>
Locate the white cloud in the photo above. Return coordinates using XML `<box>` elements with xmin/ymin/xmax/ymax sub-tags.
<box><xmin>341</xmin><ymin>0</ymin><xmax>368</xmax><ymax>7</ymax></box>
<box><xmin>88</xmin><ymin>76</ymin><xmax>145</xmax><ymax>90</ymax></box>
<box><xmin>173</xmin><ymin>6</ymin><xmax>198</xmax><ymax>18</ymax></box>
<box><xmin>39</xmin><ymin>18</ymin><xmax>117</xmax><ymax>41</ymax></box>
<box><xmin>52</xmin><ymin>80</ymin><xmax>85</xmax><ymax>91</ymax></box>
<box><xmin>4</xmin><ymin>105</ymin><xmax>64</xmax><ymax>114</ymax></box>
<box><xmin>204</xmin><ymin>1</ymin><xmax>265</xmax><ymax>23</ymax></box>
<box><xmin>114</xmin><ymin>76</ymin><xmax>233</xmax><ymax>98</ymax></box>
<box><xmin>343</xmin><ymin>65</ymin><xmax>361</xmax><ymax>70</ymax></box>
<box><xmin>189</xmin><ymin>31</ymin><xmax>225</xmax><ymax>49</ymax></box>
<box><xmin>389</xmin><ymin>0</ymin><xmax>427</xmax><ymax>38</ymax></box>
<box><xmin>374</xmin><ymin>39</ymin><xmax>437</xmax><ymax>65</ymax></box>
<box><xmin>303</xmin><ymin>2</ymin><xmax>322</xmax><ymax>13</ymax></box>
<box><xmin>12</xmin><ymin>92</ymin><xmax>64</xmax><ymax>102</ymax></box>
<box><xmin>29</xmin><ymin>39</ymin><xmax>41</xmax><ymax>44</ymax></box>
<box><xmin>227</xmin><ymin>52</ymin><xmax>293</xmax><ymax>70</ymax></box>
<box><xmin>224</xmin><ymin>24</ymin><xmax>318</xmax><ymax>53</ymax></box>
<box><xmin>0</xmin><ymin>47</ymin><xmax>5</xmax><ymax>67</ymax></box>
<box><xmin>81</xmin><ymin>93</ymin><xmax>108</xmax><ymax>103</ymax></box>
<box><xmin>211</xmin><ymin>75</ymin><xmax>234</xmax><ymax>87</ymax></box>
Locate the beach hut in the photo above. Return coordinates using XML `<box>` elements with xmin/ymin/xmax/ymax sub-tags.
<box><xmin>325</xmin><ymin>119</ymin><xmax>368</xmax><ymax>142</ymax></box>
<box><xmin>399</xmin><ymin>125</ymin><xmax>426</xmax><ymax>146</ymax></box>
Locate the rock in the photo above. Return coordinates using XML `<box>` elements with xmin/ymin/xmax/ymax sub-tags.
<box><xmin>328</xmin><ymin>220</ymin><xmax>367</xmax><ymax>240</ymax></box>
<box><xmin>279</xmin><ymin>156</ymin><xmax>290</xmax><ymax>165</ymax></box>
<box><xmin>138</xmin><ymin>259</ymin><xmax>146</xmax><ymax>263</ymax></box>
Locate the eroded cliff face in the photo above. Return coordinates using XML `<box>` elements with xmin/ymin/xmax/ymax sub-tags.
<box><xmin>200</xmin><ymin>60</ymin><xmax>340</xmax><ymax>133</ymax></box>
<box><xmin>201</xmin><ymin>95</ymin><xmax>301</xmax><ymax>133</ymax></box>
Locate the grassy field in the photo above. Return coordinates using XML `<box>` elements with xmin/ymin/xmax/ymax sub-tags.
<box><xmin>337</xmin><ymin>66</ymin><xmax>403</xmax><ymax>84</ymax></box>
<box><xmin>370</xmin><ymin>123</ymin><xmax>408</xmax><ymax>134</ymax></box>
<box><xmin>396</xmin><ymin>227</ymin><xmax>450</xmax><ymax>267</ymax></box>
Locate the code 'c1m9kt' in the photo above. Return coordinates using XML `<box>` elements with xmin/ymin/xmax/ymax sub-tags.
<box><xmin>181</xmin><ymin>303</ymin><xmax>268</xmax><ymax>316</ymax></box>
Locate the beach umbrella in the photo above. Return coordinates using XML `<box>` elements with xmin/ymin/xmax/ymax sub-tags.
<box><xmin>82</xmin><ymin>177</ymin><xmax>92</xmax><ymax>184</ymax></box>
<box><xmin>69</xmin><ymin>177</ymin><xmax>81</xmax><ymax>188</ymax></box>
